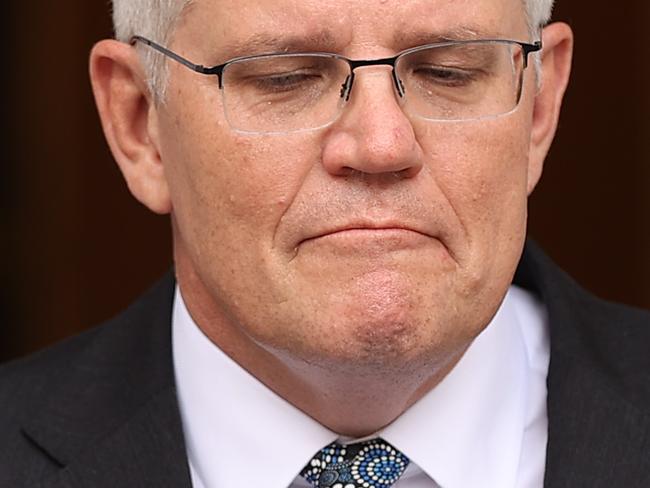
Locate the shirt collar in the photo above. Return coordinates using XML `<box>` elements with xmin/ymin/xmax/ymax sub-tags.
<box><xmin>172</xmin><ymin>289</ymin><xmax>338</xmax><ymax>488</ymax></box>
<box><xmin>381</xmin><ymin>287</ymin><xmax>530</xmax><ymax>487</ymax></box>
<box><xmin>173</xmin><ymin>286</ymin><xmax>536</xmax><ymax>488</ymax></box>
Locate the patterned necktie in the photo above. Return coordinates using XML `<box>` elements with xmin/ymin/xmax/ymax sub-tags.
<box><xmin>300</xmin><ymin>437</ymin><xmax>410</xmax><ymax>488</ymax></box>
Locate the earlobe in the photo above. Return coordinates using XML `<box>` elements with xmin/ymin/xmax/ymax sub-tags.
<box><xmin>89</xmin><ymin>40</ymin><xmax>172</xmax><ymax>214</ymax></box>
<box><xmin>527</xmin><ymin>22</ymin><xmax>574</xmax><ymax>194</ymax></box>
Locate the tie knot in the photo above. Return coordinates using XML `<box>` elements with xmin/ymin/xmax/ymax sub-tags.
<box><xmin>301</xmin><ymin>437</ymin><xmax>410</xmax><ymax>488</ymax></box>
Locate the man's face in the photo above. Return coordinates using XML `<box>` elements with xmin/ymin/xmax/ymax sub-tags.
<box><xmin>159</xmin><ymin>0</ymin><xmax>537</xmax><ymax>372</ymax></box>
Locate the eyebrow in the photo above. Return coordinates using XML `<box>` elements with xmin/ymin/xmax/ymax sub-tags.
<box><xmin>393</xmin><ymin>26</ymin><xmax>501</xmax><ymax>49</ymax></box>
<box><xmin>214</xmin><ymin>25</ymin><xmax>504</xmax><ymax>63</ymax></box>
<box><xmin>218</xmin><ymin>30</ymin><xmax>339</xmax><ymax>60</ymax></box>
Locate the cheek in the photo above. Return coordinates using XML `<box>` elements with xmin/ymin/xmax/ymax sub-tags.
<box><xmin>209</xmin><ymin>136</ymin><xmax>321</xmax><ymax>226</ymax></box>
<box><xmin>414</xmin><ymin>116</ymin><xmax>531</xmax><ymax>291</ymax></box>
<box><xmin>418</xmin><ymin>117</ymin><xmax>530</xmax><ymax>225</ymax></box>
<box><xmin>158</xmin><ymin>72</ymin><xmax>305</xmax><ymax>234</ymax></box>
<box><xmin>161</xmin><ymin>105</ymin><xmax>322</xmax><ymax>262</ymax></box>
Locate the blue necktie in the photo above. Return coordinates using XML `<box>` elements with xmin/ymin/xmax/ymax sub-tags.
<box><xmin>301</xmin><ymin>437</ymin><xmax>410</xmax><ymax>487</ymax></box>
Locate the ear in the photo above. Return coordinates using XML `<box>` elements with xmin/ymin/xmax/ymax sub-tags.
<box><xmin>89</xmin><ymin>39</ymin><xmax>171</xmax><ymax>214</ymax></box>
<box><xmin>527</xmin><ymin>22</ymin><xmax>573</xmax><ymax>195</ymax></box>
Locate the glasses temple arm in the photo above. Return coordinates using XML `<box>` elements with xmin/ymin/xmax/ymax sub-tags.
<box><xmin>129</xmin><ymin>35</ymin><xmax>222</xmax><ymax>78</ymax></box>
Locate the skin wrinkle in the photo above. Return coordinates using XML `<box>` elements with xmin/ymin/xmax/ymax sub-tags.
<box><xmin>286</xmin><ymin>170</ymin><xmax>448</xmax><ymax>263</ymax></box>
<box><xmin>287</xmin><ymin>191</ymin><xmax>451</xmax><ymax>259</ymax></box>
<box><xmin>271</xmin><ymin>138</ymin><xmax>320</xmax><ymax>262</ymax></box>
<box><xmin>218</xmin><ymin>31</ymin><xmax>340</xmax><ymax>61</ymax></box>
<box><xmin>215</xmin><ymin>26</ymin><xmax>503</xmax><ymax>63</ymax></box>
<box><xmin>412</xmin><ymin>125</ymin><xmax>472</xmax><ymax>267</ymax></box>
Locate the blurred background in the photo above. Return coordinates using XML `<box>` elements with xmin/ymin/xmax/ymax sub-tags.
<box><xmin>2</xmin><ymin>2</ymin><xmax>649</xmax><ymax>362</ymax></box>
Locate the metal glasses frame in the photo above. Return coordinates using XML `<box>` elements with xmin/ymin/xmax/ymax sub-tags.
<box><xmin>130</xmin><ymin>35</ymin><xmax>542</xmax><ymax>100</ymax></box>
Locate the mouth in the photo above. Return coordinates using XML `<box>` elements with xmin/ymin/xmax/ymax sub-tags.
<box><xmin>299</xmin><ymin>224</ymin><xmax>437</xmax><ymax>252</ymax></box>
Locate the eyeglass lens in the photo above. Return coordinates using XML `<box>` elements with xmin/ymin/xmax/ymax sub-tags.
<box><xmin>221</xmin><ymin>41</ymin><xmax>527</xmax><ymax>133</ymax></box>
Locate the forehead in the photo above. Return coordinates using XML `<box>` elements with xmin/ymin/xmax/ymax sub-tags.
<box><xmin>180</xmin><ymin>0</ymin><xmax>528</xmax><ymax>57</ymax></box>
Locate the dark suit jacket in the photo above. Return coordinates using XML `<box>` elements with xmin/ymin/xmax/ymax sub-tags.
<box><xmin>1</xmin><ymin>241</ymin><xmax>649</xmax><ymax>487</ymax></box>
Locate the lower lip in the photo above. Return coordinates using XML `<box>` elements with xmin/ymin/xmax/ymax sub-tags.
<box><xmin>302</xmin><ymin>228</ymin><xmax>435</xmax><ymax>251</ymax></box>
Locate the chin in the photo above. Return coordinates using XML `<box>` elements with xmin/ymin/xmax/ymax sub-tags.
<box><xmin>311</xmin><ymin>303</ymin><xmax>439</xmax><ymax>366</ymax></box>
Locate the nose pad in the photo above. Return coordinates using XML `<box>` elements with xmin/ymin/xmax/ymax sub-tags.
<box><xmin>392</xmin><ymin>71</ymin><xmax>406</xmax><ymax>98</ymax></box>
<box><xmin>323</xmin><ymin>65</ymin><xmax>422</xmax><ymax>178</ymax></box>
<box><xmin>340</xmin><ymin>69</ymin><xmax>405</xmax><ymax>102</ymax></box>
<box><xmin>340</xmin><ymin>73</ymin><xmax>355</xmax><ymax>101</ymax></box>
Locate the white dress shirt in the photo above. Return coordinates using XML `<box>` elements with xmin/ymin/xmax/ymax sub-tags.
<box><xmin>173</xmin><ymin>285</ymin><xmax>549</xmax><ymax>488</ymax></box>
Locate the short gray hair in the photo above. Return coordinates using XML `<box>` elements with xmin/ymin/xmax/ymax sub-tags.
<box><xmin>525</xmin><ymin>0</ymin><xmax>555</xmax><ymax>34</ymax></box>
<box><xmin>112</xmin><ymin>0</ymin><xmax>193</xmax><ymax>99</ymax></box>
<box><xmin>111</xmin><ymin>0</ymin><xmax>555</xmax><ymax>100</ymax></box>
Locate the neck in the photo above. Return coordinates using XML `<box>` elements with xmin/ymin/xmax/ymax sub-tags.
<box><xmin>173</xmin><ymin>238</ymin><xmax>465</xmax><ymax>437</ymax></box>
<box><xmin>268</xmin><ymin>349</ymin><xmax>464</xmax><ymax>437</ymax></box>
<box><xmin>177</xmin><ymin>269</ymin><xmax>463</xmax><ymax>437</ymax></box>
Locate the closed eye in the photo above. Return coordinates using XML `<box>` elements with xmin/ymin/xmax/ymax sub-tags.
<box><xmin>248</xmin><ymin>71</ymin><xmax>324</xmax><ymax>93</ymax></box>
<box><xmin>412</xmin><ymin>66</ymin><xmax>478</xmax><ymax>87</ymax></box>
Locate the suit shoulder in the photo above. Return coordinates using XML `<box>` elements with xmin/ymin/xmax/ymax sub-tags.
<box><xmin>0</xmin><ymin>321</ymin><xmax>104</xmax><ymax>420</ymax></box>
<box><xmin>517</xmin><ymin>241</ymin><xmax>650</xmax><ymax>411</ymax></box>
<box><xmin>0</xmin><ymin>273</ymin><xmax>175</xmax><ymax>482</ymax></box>
<box><xmin>0</xmin><ymin>323</ymin><xmax>110</xmax><ymax>481</ymax></box>
<box><xmin>551</xmin><ymin>275</ymin><xmax>650</xmax><ymax>416</ymax></box>
<box><xmin>0</xmin><ymin>272</ymin><xmax>176</xmax><ymax>441</ymax></box>
<box><xmin>579</xmin><ymin>294</ymin><xmax>650</xmax><ymax>402</ymax></box>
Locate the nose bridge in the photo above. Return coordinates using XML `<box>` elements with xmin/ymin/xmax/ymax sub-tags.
<box><xmin>322</xmin><ymin>55</ymin><xmax>422</xmax><ymax>178</ymax></box>
<box><xmin>343</xmin><ymin>58</ymin><xmax>409</xmax><ymax>137</ymax></box>
<box><xmin>344</xmin><ymin>56</ymin><xmax>403</xmax><ymax>100</ymax></box>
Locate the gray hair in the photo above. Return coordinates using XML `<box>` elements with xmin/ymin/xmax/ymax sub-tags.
<box><xmin>112</xmin><ymin>0</ymin><xmax>193</xmax><ymax>99</ymax></box>
<box><xmin>111</xmin><ymin>0</ymin><xmax>555</xmax><ymax>100</ymax></box>
<box><xmin>525</xmin><ymin>0</ymin><xmax>555</xmax><ymax>33</ymax></box>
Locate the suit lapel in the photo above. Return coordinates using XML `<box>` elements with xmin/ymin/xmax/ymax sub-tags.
<box><xmin>515</xmin><ymin>241</ymin><xmax>650</xmax><ymax>487</ymax></box>
<box><xmin>544</xmin><ymin>351</ymin><xmax>650</xmax><ymax>487</ymax></box>
<box><xmin>18</xmin><ymin>273</ymin><xmax>192</xmax><ymax>487</ymax></box>
<box><xmin>33</xmin><ymin>385</ymin><xmax>192</xmax><ymax>488</ymax></box>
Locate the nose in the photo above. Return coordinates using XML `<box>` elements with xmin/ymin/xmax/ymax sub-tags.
<box><xmin>321</xmin><ymin>68</ymin><xmax>424</xmax><ymax>179</ymax></box>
